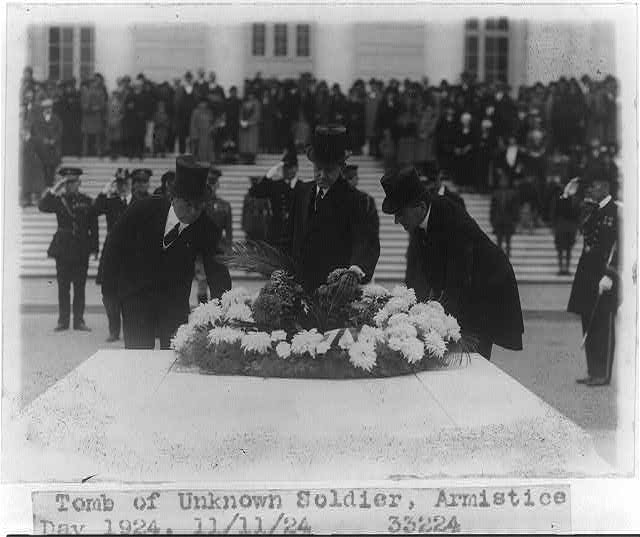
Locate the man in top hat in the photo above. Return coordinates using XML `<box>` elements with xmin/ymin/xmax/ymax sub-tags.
<box><xmin>94</xmin><ymin>168</ymin><xmax>132</xmax><ymax>342</ymax></box>
<box><xmin>39</xmin><ymin>167</ymin><xmax>99</xmax><ymax>331</ymax></box>
<box><xmin>100</xmin><ymin>156</ymin><xmax>232</xmax><ymax>349</ymax></box>
<box><xmin>248</xmin><ymin>146</ymin><xmax>299</xmax><ymax>249</ymax></box>
<box><xmin>382</xmin><ymin>167</ymin><xmax>523</xmax><ymax>359</ymax></box>
<box><xmin>568</xmin><ymin>164</ymin><xmax>619</xmax><ymax>386</ymax></box>
<box><xmin>195</xmin><ymin>166</ymin><xmax>233</xmax><ymax>303</ymax></box>
<box><xmin>31</xmin><ymin>98</ymin><xmax>62</xmax><ymax>187</ymax></box>
<box><xmin>284</xmin><ymin>124</ymin><xmax>380</xmax><ymax>292</ymax></box>
<box><xmin>130</xmin><ymin>168</ymin><xmax>152</xmax><ymax>202</ymax></box>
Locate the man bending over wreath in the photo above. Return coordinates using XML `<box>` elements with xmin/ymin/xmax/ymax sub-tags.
<box><xmin>381</xmin><ymin>167</ymin><xmax>524</xmax><ymax>359</ymax></box>
<box><xmin>281</xmin><ymin>124</ymin><xmax>380</xmax><ymax>294</ymax></box>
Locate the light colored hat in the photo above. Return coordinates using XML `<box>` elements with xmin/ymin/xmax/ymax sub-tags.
<box><xmin>41</xmin><ymin>98</ymin><xmax>53</xmax><ymax>108</ymax></box>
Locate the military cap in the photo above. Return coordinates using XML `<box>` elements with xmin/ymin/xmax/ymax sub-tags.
<box><xmin>173</xmin><ymin>155</ymin><xmax>210</xmax><ymax>201</ymax></box>
<box><xmin>207</xmin><ymin>166</ymin><xmax>222</xmax><ymax>183</ymax></box>
<box><xmin>130</xmin><ymin>168</ymin><xmax>153</xmax><ymax>182</ymax></box>
<box><xmin>583</xmin><ymin>162</ymin><xmax>612</xmax><ymax>187</ymax></box>
<box><xmin>380</xmin><ymin>167</ymin><xmax>427</xmax><ymax>215</ymax></box>
<box><xmin>306</xmin><ymin>124</ymin><xmax>349</xmax><ymax>165</ymax></box>
<box><xmin>114</xmin><ymin>168</ymin><xmax>129</xmax><ymax>183</ymax></box>
<box><xmin>58</xmin><ymin>167</ymin><xmax>83</xmax><ymax>179</ymax></box>
<box><xmin>282</xmin><ymin>146</ymin><xmax>298</xmax><ymax>167</ymax></box>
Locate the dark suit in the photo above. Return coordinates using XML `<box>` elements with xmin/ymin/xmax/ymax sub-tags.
<box><xmin>285</xmin><ymin>178</ymin><xmax>380</xmax><ymax>292</ymax></box>
<box><xmin>100</xmin><ymin>196</ymin><xmax>232</xmax><ymax>349</ymax></box>
<box><xmin>568</xmin><ymin>197</ymin><xmax>618</xmax><ymax>380</ymax></box>
<box><xmin>405</xmin><ymin>196</ymin><xmax>523</xmax><ymax>358</ymax></box>
<box><xmin>39</xmin><ymin>191</ymin><xmax>99</xmax><ymax>327</ymax></box>
<box><xmin>249</xmin><ymin>177</ymin><xmax>294</xmax><ymax>249</ymax></box>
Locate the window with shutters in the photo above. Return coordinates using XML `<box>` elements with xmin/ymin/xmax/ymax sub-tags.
<box><xmin>463</xmin><ymin>18</ymin><xmax>509</xmax><ymax>83</ymax></box>
<box><xmin>48</xmin><ymin>26</ymin><xmax>95</xmax><ymax>81</ymax></box>
<box><xmin>252</xmin><ymin>23</ymin><xmax>266</xmax><ymax>56</ymax></box>
<box><xmin>274</xmin><ymin>23</ymin><xmax>288</xmax><ymax>56</ymax></box>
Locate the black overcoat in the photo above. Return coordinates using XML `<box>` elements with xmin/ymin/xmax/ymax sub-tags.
<box><xmin>285</xmin><ymin>178</ymin><xmax>380</xmax><ymax>292</ymax></box>
<box><xmin>405</xmin><ymin>196</ymin><xmax>524</xmax><ymax>350</ymax></box>
<box><xmin>249</xmin><ymin>177</ymin><xmax>294</xmax><ymax>249</ymax></box>
<box><xmin>100</xmin><ymin>196</ymin><xmax>231</xmax><ymax>325</ymax></box>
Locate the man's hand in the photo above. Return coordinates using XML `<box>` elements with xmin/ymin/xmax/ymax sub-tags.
<box><xmin>266</xmin><ymin>162</ymin><xmax>283</xmax><ymax>181</ymax></box>
<box><xmin>599</xmin><ymin>275</ymin><xmax>613</xmax><ymax>294</ymax></box>
<box><xmin>52</xmin><ymin>179</ymin><xmax>67</xmax><ymax>194</ymax></box>
<box><xmin>337</xmin><ymin>270</ymin><xmax>360</xmax><ymax>299</ymax></box>
<box><xmin>102</xmin><ymin>179</ymin><xmax>116</xmax><ymax>195</ymax></box>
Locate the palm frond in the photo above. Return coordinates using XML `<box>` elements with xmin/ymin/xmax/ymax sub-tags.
<box><xmin>217</xmin><ymin>240</ymin><xmax>298</xmax><ymax>278</ymax></box>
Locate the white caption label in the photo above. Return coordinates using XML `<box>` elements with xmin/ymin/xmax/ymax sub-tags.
<box><xmin>33</xmin><ymin>485</ymin><xmax>570</xmax><ymax>534</ymax></box>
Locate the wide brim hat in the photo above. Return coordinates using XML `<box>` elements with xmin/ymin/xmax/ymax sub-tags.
<box><xmin>380</xmin><ymin>167</ymin><xmax>427</xmax><ymax>215</ymax></box>
<box><xmin>58</xmin><ymin>167</ymin><xmax>83</xmax><ymax>181</ymax></box>
<box><xmin>173</xmin><ymin>155</ymin><xmax>210</xmax><ymax>201</ymax></box>
<box><xmin>306</xmin><ymin>124</ymin><xmax>350</xmax><ymax>165</ymax></box>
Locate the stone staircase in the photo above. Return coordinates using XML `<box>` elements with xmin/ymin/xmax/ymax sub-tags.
<box><xmin>20</xmin><ymin>155</ymin><xmax>578</xmax><ymax>283</ymax></box>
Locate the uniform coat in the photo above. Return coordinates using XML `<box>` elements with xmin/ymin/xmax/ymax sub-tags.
<box><xmin>285</xmin><ymin>177</ymin><xmax>380</xmax><ymax>292</ymax></box>
<box><xmin>249</xmin><ymin>177</ymin><xmax>294</xmax><ymax>249</ymax></box>
<box><xmin>100</xmin><ymin>196</ymin><xmax>231</xmax><ymax>348</ymax></box>
<box><xmin>405</xmin><ymin>196</ymin><xmax>524</xmax><ymax>354</ymax></box>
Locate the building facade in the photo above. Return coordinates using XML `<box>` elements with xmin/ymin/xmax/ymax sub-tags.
<box><xmin>25</xmin><ymin>19</ymin><xmax>616</xmax><ymax>90</ymax></box>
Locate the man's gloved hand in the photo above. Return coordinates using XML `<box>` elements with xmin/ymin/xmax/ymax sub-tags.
<box><xmin>599</xmin><ymin>275</ymin><xmax>613</xmax><ymax>294</ymax></box>
<box><xmin>266</xmin><ymin>162</ymin><xmax>283</xmax><ymax>181</ymax></box>
<box><xmin>337</xmin><ymin>270</ymin><xmax>360</xmax><ymax>299</ymax></box>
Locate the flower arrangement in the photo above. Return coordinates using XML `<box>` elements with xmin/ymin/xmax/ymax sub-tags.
<box><xmin>172</xmin><ymin>279</ymin><xmax>472</xmax><ymax>379</ymax></box>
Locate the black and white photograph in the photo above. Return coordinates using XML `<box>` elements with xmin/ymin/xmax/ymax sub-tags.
<box><xmin>0</xmin><ymin>2</ymin><xmax>638</xmax><ymax>533</ymax></box>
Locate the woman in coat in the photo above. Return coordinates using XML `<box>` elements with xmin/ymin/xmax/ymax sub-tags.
<box><xmin>415</xmin><ymin>91</ymin><xmax>438</xmax><ymax>165</ymax></box>
<box><xmin>106</xmin><ymin>90</ymin><xmax>124</xmax><ymax>159</ymax></box>
<box><xmin>189</xmin><ymin>99</ymin><xmax>214</xmax><ymax>163</ymax></box>
<box><xmin>81</xmin><ymin>78</ymin><xmax>106</xmax><ymax>157</ymax></box>
<box><xmin>239</xmin><ymin>91</ymin><xmax>262</xmax><ymax>163</ymax></box>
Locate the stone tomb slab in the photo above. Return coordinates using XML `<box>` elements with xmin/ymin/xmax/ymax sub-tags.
<box><xmin>7</xmin><ymin>350</ymin><xmax>611</xmax><ymax>482</ymax></box>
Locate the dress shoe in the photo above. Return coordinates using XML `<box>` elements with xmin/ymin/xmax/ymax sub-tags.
<box><xmin>576</xmin><ymin>376</ymin><xmax>592</xmax><ymax>384</ymax></box>
<box><xmin>54</xmin><ymin>324</ymin><xmax>69</xmax><ymax>332</ymax></box>
<box><xmin>105</xmin><ymin>335</ymin><xmax>120</xmax><ymax>343</ymax></box>
<box><xmin>73</xmin><ymin>322</ymin><xmax>92</xmax><ymax>332</ymax></box>
<box><xmin>587</xmin><ymin>377</ymin><xmax>609</xmax><ymax>386</ymax></box>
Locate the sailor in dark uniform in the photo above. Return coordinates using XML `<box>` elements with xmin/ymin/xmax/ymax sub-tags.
<box><xmin>568</xmin><ymin>164</ymin><xmax>619</xmax><ymax>386</ymax></box>
<box><xmin>94</xmin><ymin>168</ymin><xmax>132</xmax><ymax>342</ymax></box>
<box><xmin>38</xmin><ymin>167</ymin><xmax>99</xmax><ymax>331</ymax></box>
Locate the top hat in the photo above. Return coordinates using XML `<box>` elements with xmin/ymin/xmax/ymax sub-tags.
<box><xmin>58</xmin><ymin>167</ymin><xmax>83</xmax><ymax>180</ymax></box>
<box><xmin>380</xmin><ymin>167</ymin><xmax>427</xmax><ymax>215</ymax></box>
<box><xmin>131</xmin><ymin>168</ymin><xmax>153</xmax><ymax>183</ymax></box>
<box><xmin>173</xmin><ymin>155</ymin><xmax>210</xmax><ymax>201</ymax></box>
<box><xmin>282</xmin><ymin>146</ymin><xmax>298</xmax><ymax>167</ymax></box>
<box><xmin>343</xmin><ymin>164</ymin><xmax>358</xmax><ymax>180</ymax></box>
<box><xmin>417</xmin><ymin>161</ymin><xmax>439</xmax><ymax>182</ymax></box>
<box><xmin>306</xmin><ymin>124</ymin><xmax>349</xmax><ymax>165</ymax></box>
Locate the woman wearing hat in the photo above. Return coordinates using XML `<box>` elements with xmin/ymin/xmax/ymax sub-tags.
<box><xmin>100</xmin><ymin>156</ymin><xmax>231</xmax><ymax>349</ymax></box>
<box><xmin>285</xmin><ymin>124</ymin><xmax>380</xmax><ymax>293</ymax></box>
<box><xmin>381</xmin><ymin>167</ymin><xmax>523</xmax><ymax>360</ymax></box>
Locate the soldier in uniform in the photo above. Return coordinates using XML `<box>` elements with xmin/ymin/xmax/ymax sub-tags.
<box><xmin>130</xmin><ymin>168</ymin><xmax>152</xmax><ymax>202</ymax></box>
<box><xmin>195</xmin><ymin>166</ymin><xmax>233</xmax><ymax>303</ymax></box>
<box><xmin>248</xmin><ymin>146</ymin><xmax>299</xmax><ymax>249</ymax></box>
<box><xmin>39</xmin><ymin>167</ymin><xmax>99</xmax><ymax>331</ymax></box>
<box><xmin>94</xmin><ymin>168</ymin><xmax>132</xmax><ymax>342</ymax></box>
<box><xmin>343</xmin><ymin>163</ymin><xmax>380</xmax><ymax>240</ymax></box>
<box><xmin>568</xmin><ymin>164</ymin><xmax>619</xmax><ymax>386</ymax></box>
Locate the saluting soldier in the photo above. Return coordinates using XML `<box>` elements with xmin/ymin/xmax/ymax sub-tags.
<box><xmin>568</xmin><ymin>164</ymin><xmax>619</xmax><ymax>386</ymax></box>
<box><xmin>94</xmin><ymin>168</ymin><xmax>132</xmax><ymax>342</ymax></box>
<box><xmin>195</xmin><ymin>166</ymin><xmax>233</xmax><ymax>303</ymax></box>
<box><xmin>248</xmin><ymin>146</ymin><xmax>299</xmax><ymax>249</ymax></box>
<box><xmin>130</xmin><ymin>168</ymin><xmax>153</xmax><ymax>203</ymax></box>
<box><xmin>39</xmin><ymin>167</ymin><xmax>99</xmax><ymax>331</ymax></box>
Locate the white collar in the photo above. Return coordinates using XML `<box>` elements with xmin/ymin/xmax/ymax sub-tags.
<box><xmin>125</xmin><ymin>193</ymin><xmax>132</xmax><ymax>205</ymax></box>
<box><xmin>419</xmin><ymin>203</ymin><xmax>432</xmax><ymax>232</ymax></box>
<box><xmin>164</xmin><ymin>204</ymin><xmax>190</xmax><ymax>240</ymax></box>
<box><xmin>599</xmin><ymin>195</ymin><xmax>612</xmax><ymax>209</ymax></box>
<box><xmin>438</xmin><ymin>184</ymin><xmax>446</xmax><ymax>196</ymax></box>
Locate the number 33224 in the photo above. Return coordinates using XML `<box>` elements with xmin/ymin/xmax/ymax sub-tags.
<box><xmin>388</xmin><ymin>515</ymin><xmax>461</xmax><ymax>533</ymax></box>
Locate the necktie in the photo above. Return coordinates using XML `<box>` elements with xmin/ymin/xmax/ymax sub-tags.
<box><xmin>315</xmin><ymin>189</ymin><xmax>325</xmax><ymax>212</ymax></box>
<box><xmin>163</xmin><ymin>223</ymin><xmax>180</xmax><ymax>247</ymax></box>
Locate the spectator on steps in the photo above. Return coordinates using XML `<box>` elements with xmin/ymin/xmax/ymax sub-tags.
<box><xmin>490</xmin><ymin>167</ymin><xmax>520</xmax><ymax>258</ymax></box>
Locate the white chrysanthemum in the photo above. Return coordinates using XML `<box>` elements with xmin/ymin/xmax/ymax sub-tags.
<box><xmin>188</xmin><ymin>299</ymin><xmax>224</xmax><ymax>327</ymax></box>
<box><xmin>316</xmin><ymin>340</ymin><xmax>332</xmax><ymax>355</ymax></box>
<box><xmin>373</xmin><ymin>308</ymin><xmax>390</xmax><ymax>327</ymax></box>
<box><xmin>170</xmin><ymin>323</ymin><xmax>198</xmax><ymax>353</ymax></box>
<box><xmin>241</xmin><ymin>331</ymin><xmax>272</xmax><ymax>354</ymax></box>
<box><xmin>348</xmin><ymin>341</ymin><xmax>377</xmax><ymax>371</ymax></box>
<box><xmin>423</xmin><ymin>330</ymin><xmax>447</xmax><ymax>359</ymax></box>
<box><xmin>399</xmin><ymin>336</ymin><xmax>425</xmax><ymax>364</ymax></box>
<box><xmin>424</xmin><ymin>300</ymin><xmax>446</xmax><ymax>315</ymax></box>
<box><xmin>387</xmin><ymin>337</ymin><xmax>403</xmax><ymax>352</ymax></box>
<box><xmin>221</xmin><ymin>288</ymin><xmax>252</xmax><ymax>309</ymax></box>
<box><xmin>385</xmin><ymin>296</ymin><xmax>413</xmax><ymax>315</ymax></box>
<box><xmin>444</xmin><ymin>315</ymin><xmax>462</xmax><ymax>342</ymax></box>
<box><xmin>338</xmin><ymin>328</ymin><xmax>355</xmax><ymax>350</ymax></box>
<box><xmin>361</xmin><ymin>284</ymin><xmax>392</xmax><ymax>298</ymax></box>
<box><xmin>391</xmin><ymin>285</ymin><xmax>417</xmax><ymax>306</ymax></box>
<box><xmin>207</xmin><ymin>326</ymin><xmax>243</xmax><ymax>346</ymax></box>
<box><xmin>385</xmin><ymin>322</ymin><xmax>418</xmax><ymax>340</ymax></box>
<box><xmin>275</xmin><ymin>341</ymin><xmax>291</xmax><ymax>359</ymax></box>
<box><xmin>411</xmin><ymin>313</ymin><xmax>447</xmax><ymax>338</ymax></box>
<box><xmin>291</xmin><ymin>329</ymin><xmax>325</xmax><ymax>357</ymax></box>
<box><xmin>270</xmin><ymin>330</ymin><xmax>288</xmax><ymax>342</ymax></box>
<box><xmin>225</xmin><ymin>303</ymin><xmax>254</xmax><ymax>323</ymax></box>
<box><xmin>388</xmin><ymin>312</ymin><xmax>411</xmax><ymax>326</ymax></box>
<box><xmin>358</xmin><ymin>325</ymin><xmax>385</xmax><ymax>345</ymax></box>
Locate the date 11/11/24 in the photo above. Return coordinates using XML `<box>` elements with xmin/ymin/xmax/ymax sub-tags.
<box><xmin>388</xmin><ymin>515</ymin><xmax>461</xmax><ymax>533</ymax></box>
